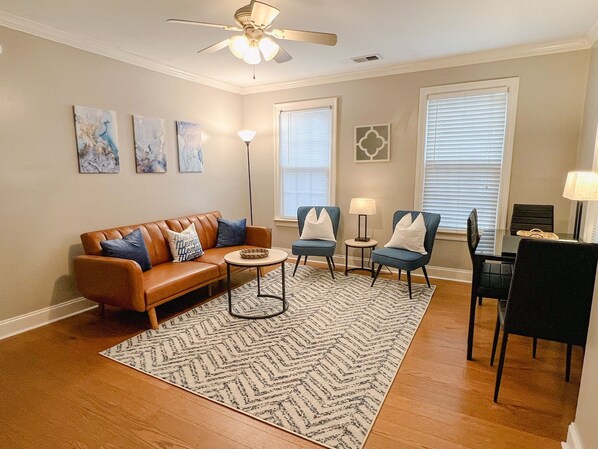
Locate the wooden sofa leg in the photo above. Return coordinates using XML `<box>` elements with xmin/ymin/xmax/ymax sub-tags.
<box><xmin>97</xmin><ymin>303</ymin><xmax>105</xmax><ymax>317</ymax></box>
<box><xmin>148</xmin><ymin>308</ymin><xmax>159</xmax><ymax>330</ymax></box>
<box><xmin>208</xmin><ymin>283</ymin><xmax>213</xmax><ymax>297</ymax></box>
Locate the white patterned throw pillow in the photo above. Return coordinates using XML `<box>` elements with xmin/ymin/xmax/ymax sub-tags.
<box><xmin>385</xmin><ymin>213</ymin><xmax>427</xmax><ymax>254</ymax></box>
<box><xmin>167</xmin><ymin>223</ymin><xmax>204</xmax><ymax>262</ymax></box>
<box><xmin>300</xmin><ymin>207</ymin><xmax>336</xmax><ymax>242</ymax></box>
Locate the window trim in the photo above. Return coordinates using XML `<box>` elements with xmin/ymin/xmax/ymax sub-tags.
<box><xmin>273</xmin><ymin>97</ymin><xmax>338</xmax><ymax>223</ymax></box>
<box><xmin>582</xmin><ymin>123</ymin><xmax>598</xmax><ymax>241</ymax></box>
<box><xmin>414</xmin><ymin>77</ymin><xmax>520</xmax><ymax>232</ymax></box>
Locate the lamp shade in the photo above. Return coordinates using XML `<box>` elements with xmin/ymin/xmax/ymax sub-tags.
<box><xmin>229</xmin><ymin>35</ymin><xmax>249</xmax><ymax>59</ymax></box>
<box><xmin>349</xmin><ymin>198</ymin><xmax>376</xmax><ymax>215</ymax></box>
<box><xmin>258</xmin><ymin>37</ymin><xmax>279</xmax><ymax>61</ymax></box>
<box><xmin>237</xmin><ymin>130</ymin><xmax>256</xmax><ymax>143</ymax></box>
<box><xmin>563</xmin><ymin>171</ymin><xmax>598</xmax><ymax>201</ymax></box>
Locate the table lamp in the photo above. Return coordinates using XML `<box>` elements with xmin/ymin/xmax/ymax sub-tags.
<box><xmin>349</xmin><ymin>198</ymin><xmax>376</xmax><ymax>242</ymax></box>
<box><xmin>562</xmin><ymin>171</ymin><xmax>598</xmax><ymax>240</ymax></box>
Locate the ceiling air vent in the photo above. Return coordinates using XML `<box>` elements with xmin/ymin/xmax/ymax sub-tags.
<box><xmin>351</xmin><ymin>54</ymin><xmax>383</xmax><ymax>63</ymax></box>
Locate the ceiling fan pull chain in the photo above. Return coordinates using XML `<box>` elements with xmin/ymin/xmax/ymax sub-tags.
<box><xmin>253</xmin><ymin>65</ymin><xmax>256</xmax><ymax>80</ymax></box>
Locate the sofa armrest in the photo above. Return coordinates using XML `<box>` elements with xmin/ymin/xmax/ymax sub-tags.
<box><xmin>74</xmin><ymin>255</ymin><xmax>145</xmax><ymax>312</ymax></box>
<box><xmin>246</xmin><ymin>226</ymin><xmax>272</xmax><ymax>248</ymax></box>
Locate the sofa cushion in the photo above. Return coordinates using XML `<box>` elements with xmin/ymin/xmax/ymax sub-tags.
<box><xmin>143</xmin><ymin>261</ymin><xmax>219</xmax><ymax>306</ymax></box>
<box><xmin>216</xmin><ymin>218</ymin><xmax>247</xmax><ymax>247</ymax></box>
<box><xmin>197</xmin><ymin>246</ymin><xmax>257</xmax><ymax>275</ymax></box>
<box><xmin>100</xmin><ymin>229</ymin><xmax>152</xmax><ymax>271</ymax></box>
<box><xmin>167</xmin><ymin>224</ymin><xmax>204</xmax><ymax>262</ymax></box>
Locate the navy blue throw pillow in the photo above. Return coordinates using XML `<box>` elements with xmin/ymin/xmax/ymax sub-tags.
<box><xmin>100</xmin><ymin>228</ymin><xmax>152</xmax><ymax>271</ymax></box>
<box><xmin>216</xmin><ymin>218</ymin><xmax>247</xmax><ymax>247</ymax></box>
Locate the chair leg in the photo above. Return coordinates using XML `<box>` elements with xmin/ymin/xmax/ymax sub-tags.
<box><xmin>490</xmin><ymin>313</ymin><xmax>500</xmax><ymax>366</ymax></box>
<box><xmin>326</xmin><ymin>257</ymin><xmax>335</xmax><ymax>279</ymax></box>
<box><xmin>478</xmin><ymin>296</ymin><xmax>483</xmax><ymax>306</ymax></box>
<box><xmin>494</xmin><ymin>332</ymin><xmax>509</xmax><ymax>402</ymax></box>
<box><xmin>566</xmin><ymin>343</ymin><xmax>573</xmax><ymax>382</ymax></box>
<box><xmin>371</xmin><ymin>264</ymin><xmax>382</xmax><ymax>287</ymax></box>
<box><xmin>331</xmin><ymin>258</ymin><xmax>336</xmax><ymax>269</ymax></box>
<box><xmin>406</xmin><ymin>271</ymin><xmax>412</xmax><ymax>299</ymax></box>
<box><xmin>422</xmin><ymin>266</ymin><xmax>431</xmax><ymax>287</ymax></box>
<box><xmin>304</xmin><ymin>256</ymin><xmax>308</xmax><ymax>265</ymax></box>
<box><xmin>398</xmin><ymin>269</ymin><xmax>402</xmax><ymax>281</ymax></box>
<box><xmin>533</xmin><ymin>338</ymin><xmax>538</xmax><ymax>359</ymax></box>
<box><xmin>292</xmin><ymin>256</ymin><xmax>301</xmax><ymax>277</ymax></box>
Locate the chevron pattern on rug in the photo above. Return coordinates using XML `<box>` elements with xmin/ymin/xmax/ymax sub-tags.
<box><xmin>101</xmin><ymin>265</ymin><xmax>435</xmax><ymax>449</ymax></box>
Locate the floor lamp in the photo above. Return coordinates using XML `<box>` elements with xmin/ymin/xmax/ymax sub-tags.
<box><xmin>563</xmin><ymin>171</ymin><xmax>598</xmax><ymax>240</ymax></box>
<box><xmin>238</xmin><ymin>130</ymin><xmax>256</xmax><ymax>225</ymax></box>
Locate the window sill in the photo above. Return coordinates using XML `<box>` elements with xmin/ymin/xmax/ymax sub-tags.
<box><xmin>274</xmin><ymin>218</ymin><xmax>298</xmax><ymax>228</ymax></box>
<box><xmin>437</xmin><ymin>229</ymin><xmax>467</xmax><ymax>242</ymax></box>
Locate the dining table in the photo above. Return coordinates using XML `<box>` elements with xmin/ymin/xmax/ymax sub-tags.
<box><xmin>466</xmin><ymin>229</ymin><xmax>576</xmax><ymax>360</ymax></box>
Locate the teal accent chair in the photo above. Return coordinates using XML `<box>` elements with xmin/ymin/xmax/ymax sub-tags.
<box><xmin>371</xmin><ymin>210</ymin><xmax>441</xmax><ymax>298</ymax></box>
<box><xmin>292</xmin><ymin>206</ymin><xmax>341</xmax><ymax>279</ymax></box>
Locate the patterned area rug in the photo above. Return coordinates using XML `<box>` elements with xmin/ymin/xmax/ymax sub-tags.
<box><xmin>101</xmin><ymin>265</ymin><xmax>435</xmax><ymax>449</ymax></box>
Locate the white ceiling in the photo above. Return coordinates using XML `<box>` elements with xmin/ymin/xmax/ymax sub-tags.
<box><xmin>1</xmin><ymin>0</ymin><xmax>598</xmax><ymax>92</ymax></box>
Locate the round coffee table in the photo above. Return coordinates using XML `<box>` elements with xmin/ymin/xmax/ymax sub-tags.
<box><xmin>224</xmin><ymin>248</ymin><xmax>289</xmax><ymax>319</ymax></box>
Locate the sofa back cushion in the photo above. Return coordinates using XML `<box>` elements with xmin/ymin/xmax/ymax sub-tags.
<box><xmin>80</xmin><ymin>220</ymin><xmax>173</xmax><ymax>266</ymax></box>
<box><xmin>80</xmin><ymin>211</ymin><xmax>223</xmax><ymax>266</ymax></box>
<box><xmin>165</xmin><ymin>211</ymin><xmax>221</xmax><ymax>251</ymax></box>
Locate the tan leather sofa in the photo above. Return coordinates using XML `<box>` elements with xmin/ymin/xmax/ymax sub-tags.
<box><xmin>74</xmin><ymin>211</ymin><xmax>272</xmax><ymax>329</ymax></box>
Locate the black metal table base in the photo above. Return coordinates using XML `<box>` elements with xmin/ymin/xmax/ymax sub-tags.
<box><xmin>345</xmin><ymin>244</ymin><xmax>376</xmax><ymax>277</ymax></box>
<box><xmin>227</xmin><ymin>262</ymin><xmax>287</xmax><ymax>319</ymax></box>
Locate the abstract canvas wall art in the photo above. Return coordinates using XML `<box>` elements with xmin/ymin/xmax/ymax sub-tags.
<box><xmin>355</xmin><ymin>124</ymin><xmax>391</xmax><ymax>162</ymax></box>
<box><xmin>133</xmin><ymin>115</ymin><xmax>167</xmax><ymax>173</ymax></box>
<box><xmin>176</xmin><ymin>121</ymin><xmax>204</xmax><ymax>173</ymax></box>
<box><xmin>74</xmin><ymin>106</ymin><xmax>120</xmax><ymax>173</ymax></box>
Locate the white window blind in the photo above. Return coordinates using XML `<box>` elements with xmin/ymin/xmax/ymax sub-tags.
<box><xmin>278</xmin><ymin>106</ymin><xmax>333</xmax><ymax>219</ymax></box>
<box><xmin>421</xmin><ymin>88</ymin><xmax>509</xmax><ymax>231</ymax></box>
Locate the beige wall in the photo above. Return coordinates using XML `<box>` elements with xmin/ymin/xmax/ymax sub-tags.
<box><xmin>0</xmin><ymin>26</ymin><xmax>246</xmax><ymax>321</ymax></box>
<box><xmin>570</xmin><ymin>42</ymin><xmax>598</xmax><ymax>449</ymax></box>
<box><xmin>242</xmin><ymin>51</ymin><xmax>590</xmax><ymax>271</ymax></box>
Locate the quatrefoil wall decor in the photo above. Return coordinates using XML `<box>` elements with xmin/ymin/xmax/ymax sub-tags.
<box><xmin>354</xmin><ymin>124</ymin><xmax>391</xmax><ymax>162</ymax></box>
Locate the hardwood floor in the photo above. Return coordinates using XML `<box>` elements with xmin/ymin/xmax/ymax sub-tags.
<box><xmin>0</xmin><ymin>267</ymin><xmax>580</xmax><ymax>449</ymax></box>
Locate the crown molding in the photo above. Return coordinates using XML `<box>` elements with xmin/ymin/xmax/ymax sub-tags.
<box><xmin>239</xmin><ymin>38</ymin><xmax>590</xmax><ymax>95</ymax></box>
<box><xmin>0</xmin><ymin>10</ymin><xmax>242</xmax><ymax>94</ymax></box>
<box><xmin>587</xmin><ymin>17</ymin><xmax>598</xmax><ymax>47</ymax></box>
<box><xmin>0</xmin><ymin>9</ymin><xmax>594</xmax><ymax>97</ymax></box>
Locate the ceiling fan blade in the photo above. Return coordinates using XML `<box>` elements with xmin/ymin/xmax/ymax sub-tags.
<box><xmin>167</xmin><ymin>19</ymin><xmax>241</xmax><ymax>32</ymax></box>
<box><xmin>197</xmin><ymin>39</ymin><xmax>230</xmax><ymax>54</ymax></box>
<box><xmin>273</xmin><ymin>46</ymin><xmax>293</xmax><ymax>63</ymax></box>
<box><xmin>269</xmin><ymin>28</ymin><xmax>337</xmax><ymax>46</ymax></box>
<box><xmin>250</xmin><ymin>1</ymin><xmax>280</xmax><ymax>28</ymax></box>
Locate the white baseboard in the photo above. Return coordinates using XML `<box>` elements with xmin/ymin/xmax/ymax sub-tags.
<box><xmin>0</xmin><ymin>297</ymin><xmax>97</xmax><ymax>340</ymax></box>
<box><xmin>562</xmin><ymin>423</ymin><xmax>585</xmax><ymax>449</ymax></box>
<box><xmin>274</xmin><ymin>247</ymin><xmax>472</xmax><ymax>283</ymax></box>
<box><xmin>0</xmin><ymin>249</ymin><xmax>471</xmax><ymax>341</ymax></box>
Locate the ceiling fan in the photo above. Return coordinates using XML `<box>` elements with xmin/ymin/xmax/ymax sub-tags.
<box><xmin>167</xmin><ymin>0</ymin><xmax>337</xmax><ymax>65</ymax></box>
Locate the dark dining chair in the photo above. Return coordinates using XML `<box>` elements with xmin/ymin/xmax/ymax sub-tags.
<box><xmin>509</xmin><ymin>204</ymin><xmax>554</xmax><ymax>235</ymax></box>
<box><xmin>492</xmin><ymin>238</ymin><xmax>598</xmax><ymax>402</ymax></box>
<box><xmin>467</xmin><ymin>209</ymin><xmax>513</xmax><ymax>307</ymax></box>
<box><xmin>371</xmin><ymin>210</ymin><xmax>440</xmax><ymax>299</ymax></box>
<box><xmin>292</xmin><ymin>206</ymin><xmax>340</xmax><ymax>279</ymax></box>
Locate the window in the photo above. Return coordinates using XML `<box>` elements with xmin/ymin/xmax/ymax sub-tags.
<box><xmin>275</xmin><ymin>98</ymin><xmax>337</xmax><ymax>221</ymax></box>
<box><xmin>415</xmin><ymin>78</ymin><xmax>519</xmax><ymax>232</ymax></box>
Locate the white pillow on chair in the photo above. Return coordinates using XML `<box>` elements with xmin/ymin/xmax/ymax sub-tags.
<box><xmin>300</xmin><ymin>208</ymin><xmax>336</xmax><ymax>242</ymax></box>
<box><xmin>384</xmin><ymin>213</ymin><xmax>427</xmax><ymax>254</ymax></box>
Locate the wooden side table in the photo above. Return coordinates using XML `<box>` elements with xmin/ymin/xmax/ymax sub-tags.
<box><xmin>224</xmin><ymin>249</ymin><xmax>288</xmax><ymax>319</ymax></box>
<box><xmin>344</xmin><ymin>239</ymin><xmax>377</xmax><ymax>277</ymax></box>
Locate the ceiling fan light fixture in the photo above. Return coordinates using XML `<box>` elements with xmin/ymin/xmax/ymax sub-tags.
<box><xmin>258</xmin><ymin>37</ymin><xmax>279</xmax><ymax>61</ymax></box>
<box><xmin>229</xmin><ymin>35</ymin><xmax>249</xmax><ymax>59</ymax></box>
<box><xmin>243</xmin><ymin>41</ymin><xmax>261</xmax><ymax>65</ymax></box>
